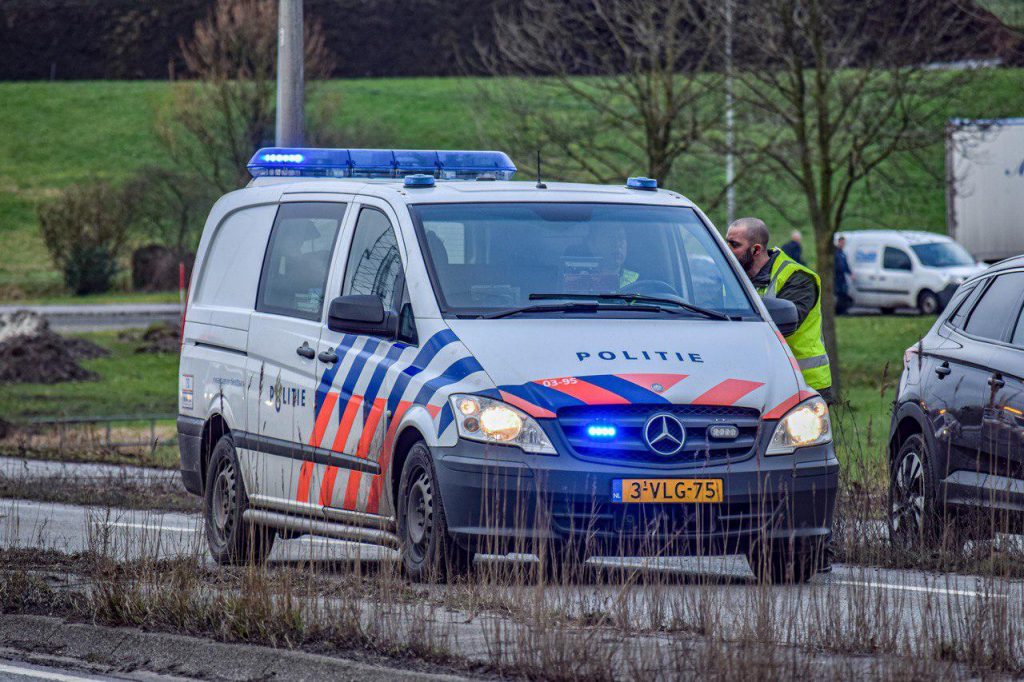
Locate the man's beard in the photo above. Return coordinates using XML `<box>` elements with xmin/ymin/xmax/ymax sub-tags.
<box><xmin>737</xmin><ymin>246</ymin><xmax>756</xmax><ymax>272</ymax></box>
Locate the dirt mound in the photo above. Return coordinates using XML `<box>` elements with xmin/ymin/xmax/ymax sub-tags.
<box><xmin>118</xmin><ymin>322</ymin><xmax>180</xmax><ymax>354</ymax></box>
<box><xmin>0</xmin><ymin>311</ymin><xmax>109</xmax><ymax>385</ymax></box>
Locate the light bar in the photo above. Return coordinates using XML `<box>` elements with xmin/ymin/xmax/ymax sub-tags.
<box><xmin>586</xmin><ymin>424</ymin><xmax>617</xmax><ymax>440</ymax></box>
<box><xmin>626</xmin><ymin>176</ymin><xmax>658</xmax><ymax>190</ymax></box>
<box><xmin>247</xmin><ymin>147</ymin><xmax>517</xmax><ymax>180</ymax></box>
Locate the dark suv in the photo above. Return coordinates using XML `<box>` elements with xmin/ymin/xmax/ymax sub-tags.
<box><xmin>889</xmin><ymin>256</ymin><xmax>1024</xmax><ymax>547</ymax></box>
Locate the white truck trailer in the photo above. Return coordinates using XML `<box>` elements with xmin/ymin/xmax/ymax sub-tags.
<box><xmin>947</xmin><ymin>118</ymin><xmax>1024</xmax><ymax>263</ymax></box>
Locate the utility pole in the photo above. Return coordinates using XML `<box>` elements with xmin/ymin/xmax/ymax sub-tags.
<box><xmin>275</xmin><ymin>0</ymin><xmax>304</xmax><ymax>147</ymax></box>
<box><xmin>725</xmin><ymin>0</ymin><xmax>735</xmax><ymax>226</ymax></box>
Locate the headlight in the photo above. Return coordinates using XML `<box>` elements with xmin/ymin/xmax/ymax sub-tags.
<box><xmin>449</xmin><ymin>394</ymin><xmax>556</xmax><ymax>455</ymax></box>
<box><xmin>766</xmin><ymin>396</ymin><xmax>832</xmax><ymax>455</ymax></box>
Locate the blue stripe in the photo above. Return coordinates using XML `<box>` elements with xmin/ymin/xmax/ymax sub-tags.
<box><xmin>361</xmin><ymin>342</ymin><xmax>409</xmax><ymax>420</ymax></box>
<box><xmin>337</xmin><ymin>338</ymin><xmax>381</xmax><ymax>416</ymax></box>
<box><xmin>581</xmin><ymin>374</ymin><xmax>669</xmax><ymax>405</ymax></box>
<box><xmin>314</xmin><ymin>334</ymin><xmax>355</xmax><ymax>416</ymax></box>
<box><xmin>498</xmin><ymin>382</ymin><xmax>585</xmax><ymax>412</ymax></box>
<box><xmin>411</xmin><ymin>356</ymin><xmax>484</xmax><ymax>406</ymax></box>
<box><xmin>437</xmin><ymin>403</ymin><xmax>455</xmax><ymax>435</ymax></box>
<box><xmin>386</xmin><ymin>329</ymin><xmax>458</xmax><ymax>414</ymax></box>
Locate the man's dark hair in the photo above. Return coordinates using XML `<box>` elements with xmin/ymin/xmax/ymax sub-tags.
<box><xmin>730</xmin><ymin>217</ymin><xmax>770</xmax><ymax>247</ymax></box>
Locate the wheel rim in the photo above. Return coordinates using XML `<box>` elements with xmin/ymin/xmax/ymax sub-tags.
<box><xmin>404</xmin><ymin>465</ymin><xmax>434</xmax><ymax>563</ymax></box>
<box><xmin>921</xmin><ymin>296</ymin><xmax>937</xmax><ymax>314</ymax></box>
<box><xmin>210</xmin><ymin>459</ymin><xmax>237</xmax><ymax>544</ymax></box>
<box><xmin>890</xmin><ymin>450</ymin><xmax>925</xmax><ymax>545</ymax></box>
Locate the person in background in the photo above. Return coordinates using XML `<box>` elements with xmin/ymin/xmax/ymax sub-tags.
<box><xmin>726</xmin><ymin>217</ymin><xmax>833</xmax><ymax>403</ymax></box>
<box><xmin>834</xmin><ymin>236</ymin><xmax>853</xmax><ymax>315</ymax></box>
<box><xmin>780</xmin><ymin>229</ymin><xmax>803</xmax><ymax>264</ymax></box>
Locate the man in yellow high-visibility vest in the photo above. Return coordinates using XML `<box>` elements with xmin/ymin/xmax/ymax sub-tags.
<box><xmin>726</xmin><ymin>217</ymin><xmax>833</xmax><ymax>402</ymax></box>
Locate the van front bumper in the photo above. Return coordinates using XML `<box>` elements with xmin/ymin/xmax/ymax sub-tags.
<box><xmin>432</xmin><ymin>435</ymin><xmax>838</xmax><ymax>556</ymax></box>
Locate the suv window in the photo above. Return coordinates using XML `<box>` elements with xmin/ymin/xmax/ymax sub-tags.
<box><xmin>342</xmin><ymin>208</ymin><xmax>404</xmax><ymax>310</ymax></box>
<box><xmin>1012</xmin><ymin>303</ymin><xmax>1024</xmax><ymax>348</ymax></box>
<box><xmin>256</xmin><ymin>202</ymin><xmax>345</xmax><ymax>320</ymax></box>
<box><xmin>963</xmin><ymin>272</ymin><xmax>1024</xmax><ymax>342</ymax></box>
<box><xmin>946</xmin><ymin>281</ymin><xmax>980</xmax><ymax>330</ymax></box>
<box><xmin>883</xmin><ymin>247</ymin><xmax>912</xmax><ymax>271</ymax></box>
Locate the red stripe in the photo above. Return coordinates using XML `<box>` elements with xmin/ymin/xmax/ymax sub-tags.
<box><xmin>318</xmin><ymin>466</ymin><xmax>340</xmax><ymax>506</ymax></box>
<box><xmin>692</xmin><ymin>379</ymin><xmax>764</xmax><ymax>406</ymax></box>
<box><xmin>310</xmin><ymin>391</ymin><xmax>339</xmax><ymax>447</ymax></box>
<box><xmin>366</xmin><ymin>401</ymin><xmax>412</xmax><ymax>514</ymax></box>
<box><xmin>763</xmin><ymin>390</ymin><xmax>818</xmax><ymax>420</ymax></box>
<box><xmin>534</xmin><ymin>377</ymin><xmax>629</xmax><ymax>405</ymax></box>
<box><xmin>356</xmin><ymin>399</ymin><xmax>386</xmax><ymax>459</ymax></box>
<box><xmin>296</xmin><ymin>461</ymin><xmax>315</xmax><ymax>503</ymax></box>
<box><xmin>499</xmin><ymin>390</ymin><xmax>556</xmax><ymax>419</ymax></box>
<box><xmin>331</xmin><ymin>396</ymin><xmax>364</xmax><ymax>452</ymax></box>
<box><xmin>614</xmin><ymin>373</ymin><xmax>688</xmax><ymax>393</ymax></box>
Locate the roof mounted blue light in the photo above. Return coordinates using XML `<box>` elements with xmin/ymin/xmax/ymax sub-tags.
<box><xmin>626</xmin><ymin>176</ymin><xmax>658</xmax><ymax>191</ymax></box>
<box><xmin>247</xmin><ymin>147</ymin><xmax>516</xmax><ymax>181</ymax></box>
<box><xmin>404</xmin><ymin>174</ymin><xmax>436</xmax><ymax>188</ymax></box>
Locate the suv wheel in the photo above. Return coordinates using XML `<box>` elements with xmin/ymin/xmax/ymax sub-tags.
<box><xmin>397</xmin><ymin>441</ymin><xmax>474</xmax><ymax>582</ymax></box>
<box><xmin>204</xmin><ymin>434</ymin><xmax>275</xmax><ymax>564</ymax></box>
<box><xmin>888</xmin><ymin>433</ymin><xmax>944</xmax><ymax>550</ymax></box>
<box><xmin>918</xmin><ymin>290</ymin><xmax>940</xmax><ymax>316</ymax></box>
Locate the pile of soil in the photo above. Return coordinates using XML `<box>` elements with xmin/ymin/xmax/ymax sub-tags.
<box><xmin>118</xmin><ymin>322</ymin><xmax>180</xmax><ymax>354</ymax></box>
<box><xmin>0</xmin><ymin>311</ymin><xmax>109</xmax><ymax>385</ymax></box>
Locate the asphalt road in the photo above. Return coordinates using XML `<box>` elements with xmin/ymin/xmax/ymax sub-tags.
<box><xmin>0</xmin><ymin>304</ymin><xmax>181</xmax><ymax>333</ymax></box>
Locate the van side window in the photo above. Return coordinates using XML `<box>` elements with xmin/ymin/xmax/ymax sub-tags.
<box><xmin>342</xmin><ymin>208</ymin><xmax>403</xmax><ymax>310</ymax></box>
<box><xmin>882</xmin><ymin>247</ymin><xmax>912</xmax><ymax>271</ymax></box>
<box><xmin>256</xmin><ymin>202</ymin><xmax>346</xmax><ymax>320</ymax></box>
<box><xmin>963</xmin><ymin>272</ymin><xmax>1024</xmax><ymax>342</ymax></box>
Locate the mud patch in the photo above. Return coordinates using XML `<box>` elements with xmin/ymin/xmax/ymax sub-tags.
<box><xmin>0</xmin><ymin>311</ymin><xmax>108</xmax><ymax>384</ymax></box>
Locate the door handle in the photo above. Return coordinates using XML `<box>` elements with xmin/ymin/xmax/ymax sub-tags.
<box><xmin>989</xmin><ymin>374</ymin><xmax>1005</xmax><ymax>389</ymax></box>
<box><xmin>935</xmin><ymin>362</ymin><xmax>951</xmax><ymax>378</ymax></box>
<box><xmin>318</xmin><ymin>348</ymin><xmax>339</xmax><ymax>364</ymax></box>
<box><xmin>296</xmin><ymin>343</ymin><xmax>316</xmax><ymax>359</ymax></box>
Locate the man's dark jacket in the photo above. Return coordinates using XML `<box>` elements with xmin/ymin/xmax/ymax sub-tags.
<box><xmin>751</xmin><ymin>249</ymin><xmax>817</xmax><ymax>328</ymax></box>
<box><xmin>780</xmin><ymin>239</ymin><xmax>802</xmax><ymax>264</ymax></box>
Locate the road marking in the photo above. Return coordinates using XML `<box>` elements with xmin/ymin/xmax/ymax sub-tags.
<box><xmin>105</xmin><ymin>521</ymin><xmax>199</xmax><ymax>534</ymax></box>
<box><xmin>833</xmin><ymin>579</ymin><xmax>1008</xmax><ymax>599</ymax></box>
<box><xmin>0</xmin><ymin>662</ymin><xmax>100</xmax><ymax>681</ymax></box>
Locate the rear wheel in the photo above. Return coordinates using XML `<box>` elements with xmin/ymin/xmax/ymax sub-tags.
<box><xmin>204</xmin><ymin>434</ymin><xmax>275</xmax><ymax>564</ymax></box>
<box><xmin>918</xmin><ymin>290</ymin><xmax>940</xmax><ymax>316</ymax></box>
<box><xmin>397</xmin><ymin>441</ymin><xmax>474</xmax><ymax>582</ymax></box>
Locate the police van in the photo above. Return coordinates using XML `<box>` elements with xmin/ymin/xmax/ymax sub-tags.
<box><xmin>177</xmin><ymin>148</ymin><xmax>837</xmax><ymax>583</ymax></box>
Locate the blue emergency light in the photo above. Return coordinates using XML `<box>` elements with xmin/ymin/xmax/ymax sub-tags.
<box><xmin>247</xmin><ymin>147</ymin><xmax>517</xmax><ymax>181</ymax></box>
<box><xmin>626</xmin><ymin>176</ymin><xmax>658</xmax><ymax>191</ymax></box>
<box><xmin>586</xmin><ymin>424</ymin><xmax>617</xmax><ymax>440</ymax></box>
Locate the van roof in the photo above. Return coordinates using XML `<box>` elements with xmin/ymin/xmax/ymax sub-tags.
<box><xmin>247</xmin><ymin>177</ymin><xmax>696</xmax><ymax>207</ymax></box>
<box><xmin>838</xmin><ymin>229</ymin><xmax>950</xmax><ymax>244</ymax></box>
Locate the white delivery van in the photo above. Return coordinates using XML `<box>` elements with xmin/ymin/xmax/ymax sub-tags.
<box><xmin>836</xmin><ymin>230</ymin><xmax>984</xmax><ymax>314</ymax></box>
<box><xmin>177</xmin><ymin>148</ymin><xmax>837</xmax><ymax>584</ymax></box>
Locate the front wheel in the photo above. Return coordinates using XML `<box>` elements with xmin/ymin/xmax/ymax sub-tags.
<box><xmin>918</xmin><ymin>290</ymin><xmax>940</xmax><ymax>316</ymax></box>
<box><xmin>888</xmin><ymin>433</ymin><xmax>944</xmax><ymax>551</ymax></box>
<box><xmin>204</xmin><ymin>434</ymin><xmax>275</xmax><ymax>565</ymax></box>
<box><xmin>397</xmin><ymin>441</ymin><xmax>474</xmax><ymax>582</ymax></box>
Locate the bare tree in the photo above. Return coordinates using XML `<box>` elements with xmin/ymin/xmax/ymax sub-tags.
<box><xmin>157</xmin><ymin>0</ymin><xmax>334</xmax><ymax>193</ymax></box>
<box><xmin>476</xmin><ymin>0</ymin><xmax>726</xmax><ymax>188</ymax></box>
<box><xmin>724</xmin><ymin>0</ymin><xmax>990</xmax><ymax>395</ymax></box>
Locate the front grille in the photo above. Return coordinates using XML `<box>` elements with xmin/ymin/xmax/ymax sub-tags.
<box><xmin>553</xmin><ymin>404</ymin><xmax>761</xmax><ymax>466</ymax></box>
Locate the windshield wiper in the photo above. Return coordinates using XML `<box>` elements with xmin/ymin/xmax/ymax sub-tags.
<box><xmin>528</xmin><ymin>293</ymin><xmax>730</xmax><ymax>321</ymax></box>
<box><xmin>483</xmin><ymin>302</ymin><xmax>671</xmax><ymax>320</ymax></box>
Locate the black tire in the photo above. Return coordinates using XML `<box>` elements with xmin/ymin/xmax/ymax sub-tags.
<box><xmin>397</xmin><ymin>441</ymin><xmax>474</xmax><ymax>582</ymax></box>
<box><xmin>880</xmin><ymin>307</ymin><xmax>896</xmax><ymax>315</ymax></box>
<box><xmin>888</xmin><ymin>433</ymin><xmax>946</xmax><ymax>551</ymax></box>
<box><xmin>746</xmin><ymin>537</ymin><xmax>822</xmax><ymax>584</ymax></box>
<box><xmin>917</xmin><ymin>290</ymin><xmax>940</xmax><ymax>316</ymax></box>
<box><xmin>204</xmin><ymin>434</ymin><xmax>275</xmax><ymax>565</ymax></box>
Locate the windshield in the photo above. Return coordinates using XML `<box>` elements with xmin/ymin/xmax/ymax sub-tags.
<box><xmin>910</xmin><ymin>242</ymin><xmax>975</xmax><ymax>268</ymax></box>
<box><xmin>409</xmin><ymin>202</ymin><xmax>755</xmax><ymax>318</ymax></box>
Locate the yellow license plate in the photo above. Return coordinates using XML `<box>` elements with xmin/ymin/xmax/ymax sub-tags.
<box><xmin>612</xmin><ymin>478</ymin><xmax>723</xmax><ymax>503</ymax></box>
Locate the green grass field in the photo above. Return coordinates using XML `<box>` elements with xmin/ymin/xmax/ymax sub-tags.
<box><xmin>1</xmin><ymin>72</ymin><xmax>1022</xmax><ymax>297</ymax></box>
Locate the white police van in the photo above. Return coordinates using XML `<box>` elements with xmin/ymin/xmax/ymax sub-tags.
<box><xmin>177</xmin><ymin>148</ymin><xmax>837</xmax><ymax>583</ymax></box>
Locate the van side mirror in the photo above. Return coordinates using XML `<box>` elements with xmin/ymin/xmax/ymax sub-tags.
<box><xmin>327</xmin><ymin>295</ymin><xmax>396</xmax><ymax>338</ymax></box>
<box><xmin>762</xmin><ymin>297</ymin><xmax>799</xmax><ymax>336</ymax></box>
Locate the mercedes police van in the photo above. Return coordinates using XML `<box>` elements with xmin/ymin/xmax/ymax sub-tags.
<box><xmin>177</xmin><ymin>148</ymin><xmax>837</xmax><ymax>583</ymax></box>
